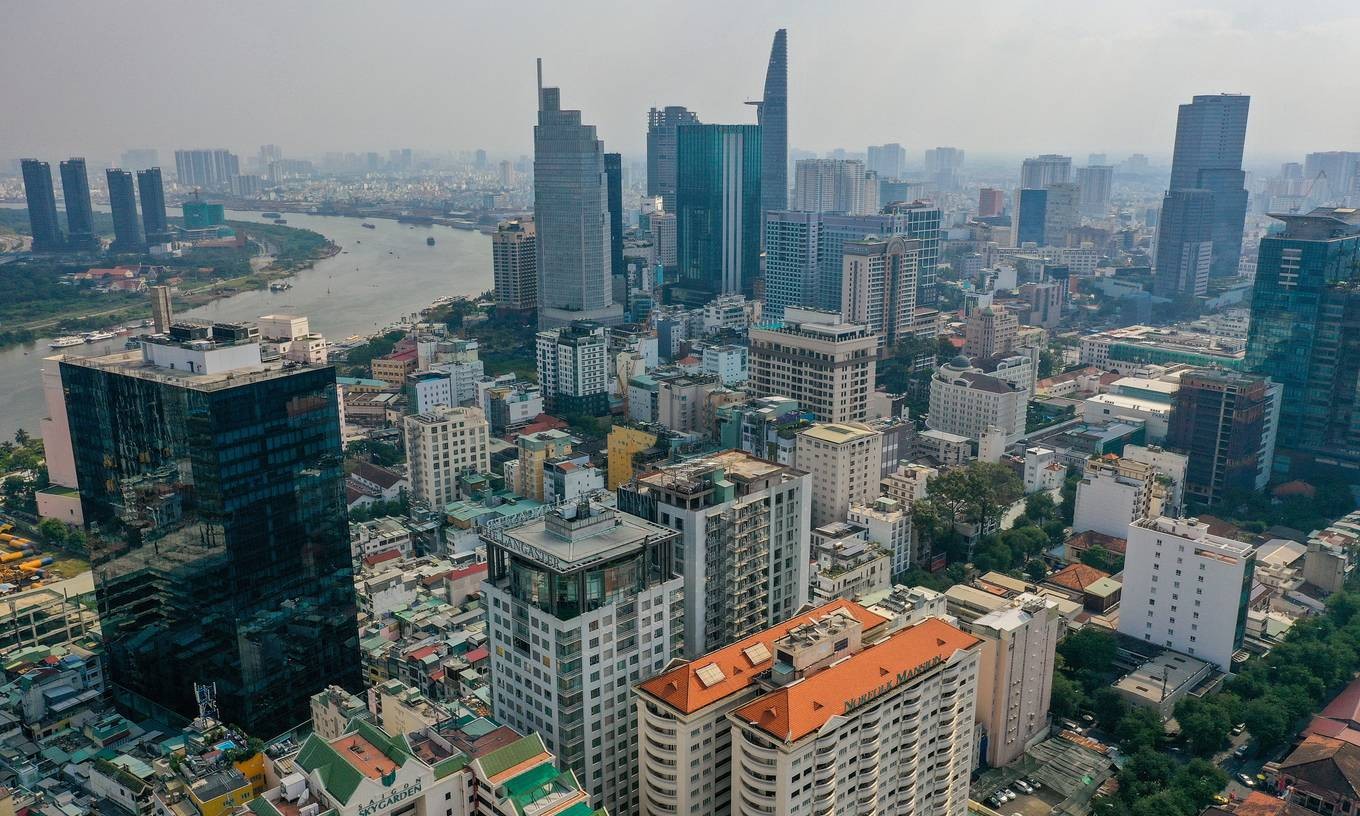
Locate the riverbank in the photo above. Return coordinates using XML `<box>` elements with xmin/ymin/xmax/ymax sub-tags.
<box><xmin>0</xmin><ymin>220</ymin><xmax>337</xmax><ymax>349</ymax></box>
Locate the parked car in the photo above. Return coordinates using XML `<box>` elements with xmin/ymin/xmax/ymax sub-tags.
<box><xmin>1231</xmin><ymin>723</ymin><xmax>1246</xmax><ymax>736</ymax></box>
<box><xmin>1238</xmin><ymin>773</ymin><xmax>1256</xmax><ymax>788</ymax></box>
<box><xmin>1014</xmin><ymin>780</ymin><xmax>1034</xmax><ymax>795</ymax></box>
<box><xmin>1234</xmin><ymin>745</ymin><xmax>1248</xmax><ymax>758</ymax></box>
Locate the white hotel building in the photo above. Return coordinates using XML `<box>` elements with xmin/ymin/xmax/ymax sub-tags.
<box><xmin>636</xmin><ymin>602</ymin><xmax>981</xmax><ymax>816</ymax></box>
<box><xmin>1117</xmin><ymin>516</ymin><xmax>1255</xmax><ymax>671</ymax></box>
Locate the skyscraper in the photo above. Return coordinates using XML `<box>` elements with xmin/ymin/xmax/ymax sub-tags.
<box><xmin>174</xmin><ymin>148</ymin><xmax>240</xmax><ymax>188</ymax></box>
<box><xmin>1019</xmin><ymin>154</ymin><xmax>1072</xmax><ymax>188</ymax></box>
<box><xmin>924</xmin><ymin>146</ymin><xmax>965</xmax><ymax>190</ymax></box>
<box><xmin>491</xmin><ymin>218</ymin><xmax>537</xmax><ymax>312</ymax></box>
<box><xmin>105</xmin><ymin>169</ymin><xmax>144</xmax><ymax>252</ymax></box>
<box><xmin>754</xmin><ymin>29</ymin><xmax>788</xmax><ymax>222</ymax></box>
<box><xmin>645</xmin><ymin>105</ymin><xmax>700</xmax><ymax>213</ymax></box>
<box><xmin>482</xmin><ymin>500</ymin><xmax>683</xmax><ymax>814</ymax></box>
<box><xmin>867</xmin><ymin>142</ymin><xmax>905</xmax><ymax>179</ymax></box>
<box><xmin>20</xmin><ymin>159</ymin><xmax>64</xmax><ymax>252</ymax></box>
<box><xmin>1157</xmin><ymin>93</ymin><xmax>1250</xmax><ymax>295</ymax></box>
<box><xmin>618</xmin><ymin>450</ymin><xmax>811</xmax><ymax>657</ymax></box>
<box><xmin>61</xmin><ymin>326</ymin><xmax>360</xmax><ymax>735</ymax></box>
<box><xmin>793</xmin><ymin>158</ymin><xmax>870</xmax><ymax>214</ymax></box>
<box><xmin>1042</xmin><ymin>181</ymin><xmax>1080</xmax><ymax>247</ymax></box>
<box><xmin>673</xmin><ymin>123</ymin><xmax>762</xmax><ymax>306</ymax></box>
<box><xmin>59</xmin><ymin>158</ymin><xmax>98</xmax><ymax>251</ymax></box>
<box><xmin>1153</xmin><ymin>189</ymin><xmax>1215</xmax><ymax>301</ymax></box>
<box><xmin>1076</xmin><ymin>165</ymin><xmax>1114</xmax><ymax>215</ymax></box>
<box><xmin>533</xmin><ymin>60</ymin><xmax>623</xmax><ymax>328</ymax></box>
<box><xmin>764</xmin><ymin>204</ymin><xmax>943</xmax><ymax>316</ymax></box>
<box><xmin>136</xmin><ymin>167</ymin><xmax>172</xmax><ymax>244</ymax></box>
<box><xmin>1014</xmin><ymin>188</ymin><xmax>1048</xmax><ymax>246</ymax></box>
<box><xmin>603</xmin><ymin>151</ymin><xmax>624</xmax><ymax>281</ymax></box>
<box><xmin>1247</xmin><ymin>207</ymin><xmax>1360</xmax><ymax>477</ymax></box>
<box><xmin>841</xmin><ymin>236</ymin><xmax>920</xmax><ymax>348</ymax></box>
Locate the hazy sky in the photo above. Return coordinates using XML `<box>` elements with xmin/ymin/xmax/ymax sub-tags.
<box><xmin>5</xmin><ymin>0</ymin><xmax>1358</xmax><ymax>166</ymax></box>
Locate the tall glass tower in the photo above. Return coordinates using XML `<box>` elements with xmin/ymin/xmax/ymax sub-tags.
<box><xmin>755</xmin><ymin>29</ymin><xmax>788</xmax><ymax>223</ymax></box>
<box><xmin>20</xmin><ymin>159</ymin><xmax>64</xmax><ymax>252</ymax></box>
<box><xmin>533</xmin><ymin>60</ymin><xmax>623</xmax><ymax>329</ymax></box>
<box><xmin>60</xmin><ymin>328</ymin><xmax>360</xmax><ymax>735</ymax></box>
<box><xmin>137</xmin><ymin>167</ymin><xmax>172</xmax><ymax>244</ymax></box>
<box><xmin>106</xmin><ymin>169</ymin><xmax>144</xmax><ymax>251</ymax></box>
<box><xmin>674</xmin><ymin>123</ymin><xmax>762</xmax><ymax>306</ymax></box>
<box><xmin>1156</xmin><ymin>93</ymin><xmax>1250</xmax><ymax>302</ymax></box>
<box><xmin>1247</xmin><ymin>207</ymin><xmax>1360</xmax><ymax>478</ymax></box>
<box><xmin>59</xmin><ymin>158</ymin><xmax>98</xmax><ymax>251</ymax></box>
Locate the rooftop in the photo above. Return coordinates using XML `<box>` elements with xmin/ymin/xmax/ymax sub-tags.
<box><xmin>637</xmin><ymin>600</ymin><xmax>887</xmax><ymax>715</ymax></box>
<box><xmin>484</xmin><ymin>500</ymin><xmax>674</xmax><ymax>573</ymax></box>
<box><xmin>797</xmin><ymin>422</ymin><xmax>878</xmax><ymax>444</ymax></box>
<box><xmin>60</xmin><ymin>347</ymin><xmax>315</xmax><ymax>392</ymax></box>
<box><xmin>730</xmin><ymin>617</ymin><xmax>980</xmax><ymax>742</ymax></box>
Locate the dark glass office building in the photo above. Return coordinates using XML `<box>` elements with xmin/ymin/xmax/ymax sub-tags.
<box><xmin>604</xmin><ymin>152</ymin><xmax>624</xmax><ymax>280</ymax></box>
<box><xmin>673</xmin><ymin>123</ymin><xmax>761</xmax><ymax>306</ymax></box>
<box><xmin>60</xmin><ymin>331</ymin><xmax>360</xmax><ymax>735</ymax></box>
<box><xmin>1015</xmin><ymin>188</ymin><xmax>1048</xmax><ymax>247</ymax></box>
<box><xmin>59</xmin><ymin>158</ymin><xmax>99</xmax><ymax>251</ymax></box>
<box><xmin>136</xmin><ymin>167</ymin><xmax>172</xmax><ymax>244</ymax></box>
<box><xmin>1166</xmin><ymin>369</ymin><xmax>1274</xmax><ymax>506</ymax></box>
<box><xmin>106</xmin><ymin>169</ymin><xmax>144</xmax><ymax>251</ymax></box>
<box><xmin>1157</xmin><ymin>93</ymin><xmax>1250</xmax><ymax>302</ymax></box>
<box><xmin>1246</xmin><ymin>207</ymin><xmax>1360</xmax><ymax>478</ymax></box>
<box><xmin>20</xmin><ymin>159</ymin><xmax>65</xmax><ymax>252</ymax></box>
<box><xmin>1153</xmin><ymin>188</ymin><xmax>1215</xmax><ymax>303</ymax></box>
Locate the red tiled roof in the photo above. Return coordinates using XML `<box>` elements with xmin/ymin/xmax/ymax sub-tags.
<box><xmin>362</xmin><ymin>550</ymin><xmax>402</xmax><ymax>567</ymax></box>
<box><xmin>1066</xmin><ymin>529</ymin><xmax>1127</xmax><ymax>555</ymax></box>
<box><xmin>465</xmin><ymin>646</ymin><xmax>489</xmax><ymax>663</ymax></box>
<box><xmin>636</xmin><ymin>600</ymin><xmax>888</xmax><ymax>716</ymax></box>
<box><xmin>406</xmin><ymin>644</ymin><xmax>439</xmax><ymax>661</ymax></box>
<box><xmin>731</xmin><ymin>618</ymin><xmax>980</xmax><ymax>742</ymax></box>
<box><xmin>1047</xmin><ymin>562</ymin><xmax>1111</xmax><ymax>592</ymax></box>
<box><xmin>1273</xmin><ymin>480</ymin><xmax>1318</xmax><ymax>499</ymax></box>
<box><xmin>1322</xmin><ymin>677</ymin><xmax>1360</xmax><ymax>730</ymax></box>
<box><xmin>352</xmin><ymin>462</ymin><xmax>403</xmax><ymax>490</ymax></box>
<box><xmin>448</xmin><ymin>563</ymin><xmax>488</xmax><ymax>582</ymax></box>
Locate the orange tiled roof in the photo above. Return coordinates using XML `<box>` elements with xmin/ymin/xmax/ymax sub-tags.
<box><xmin>731</xmin><ymin>617</ymin><xmax>980</xmax><ymax>742</ymax></box>
<box><xmin>1047</xmin><ymin>562</ymin><xmax>1111</xmax><ymax>592</ymax></box>
<box><xmin>636</xmin><ymin>600</ymin><xmax>888</xmax><ymax>715</ymax></box>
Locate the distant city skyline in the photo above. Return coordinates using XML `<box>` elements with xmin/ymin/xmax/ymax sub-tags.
<box><xmin>5</xmin><ymin>1</ymin><xmax>1359</xmax><ymax>163</ymax></box>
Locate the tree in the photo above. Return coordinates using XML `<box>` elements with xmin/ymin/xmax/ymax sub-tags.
<box><xmin>1080</xmin><ymin>544</ymin><xmax>1123</xmax><ymax>574</ymax></box>
<box><xmin>1025</xmin><ymin>558</ymin><xmax>1048</xmax><ymax>581</ymax></box>
<box><xmin>1023</xmin><ymin>491</ymin><xmax>1058</xmax><ymax>525</ymax></box>
<box><xmin>1175</xmin><ymin>696</ymin><xmax>1235</xmax><ymax>757</ymax></box>
<box><xmin>1115</xmin><ymin>707</ymin><xmax>1163</xmax><ymax>754</ymax></box>
<box><xmin>1058</xmin><ymin>628</ymin><xmax>1118</xmax><ymax>675</ymax></box>
<box><xmin>1091</xmin><ymin>687</ymin><xmax>1129</xmax><ymax>728</ymax></box>
<box><xmin>1038</xmin><ymin>349</ymin><xmax>1059</xmax><ymax>379</ymax></box>
<box><xmin>37</xmin><ymin>518</ymin><xmax>70</xmax><ymax>547</ymax></box>
<box><xmin>1243</xmin><ymin>697</ymin><xmax>1291</xmax><ymax>750</ymax></box>
<box><xmin>1116</xmin><ymin>749</ymin><xmax>1178</xmax><ymax>803</ymax></box>
<box><xmin>926</xmin><ymin>461</ymin><xmax>1024</xmax><ymax>560</ymax></box>
<box><xmin>1051</xmin><ymin>673</ymin><xmax>1085</xmax><ymax>720</ymax></box>
<box><xmin>1059</xmin><ymin>471</ymin><xmax>1080</xmax><ymax>524</ymax></box>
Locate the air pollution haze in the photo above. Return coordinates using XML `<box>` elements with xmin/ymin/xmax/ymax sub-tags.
<box><xmin>4</xmin><ymin>0</ymin><xmax>1359</xmax><ymax>163</ymax></box>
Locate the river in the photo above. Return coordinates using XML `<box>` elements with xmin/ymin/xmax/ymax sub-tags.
<box><xmin>0</xmin><ymin>207</ymin><xmax>492</xmax><ymax>440</ymax></box>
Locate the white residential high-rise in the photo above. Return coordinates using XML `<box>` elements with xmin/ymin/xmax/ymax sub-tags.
<box><xmin>403</xmin><ymin>406</ymin><xmax>490</xmax><ymax>509</ymax></box>
<box><xmin>965</xmin><ymin>593</ymin><xmax>1061</xmax><ymax>767</ymax></box>
<box><xmin>793</xmin><ymin>158</ymin><xmax>872</xmax><ymax>215</ymax></box>
<box><xmin>1117</xmin><ymin>516</ymin><xmax>1255</xmax><ymax>670</ymax></box>
<box><xmin>634</xmin><ymin>600</ymin><xmax>887</xmax><ymax>816</ymax></box>
<box><xmin>748</xmin><ymin>308</ymin><xmax>878</xmax><ymax>423</ymax></box>
<box><xmin>1020</xmin><ymin>154</ymin><xmax>1072</xmax><ymax>188</ymax></box>
<box><xmin>795</xmin><ymin>422</ymin><xmax>883</xmax><ymax>527</ymax></box>
<box><xmin>535</xmin><ymin>320</ymin><xmax>610</xmax><ymax>416</ymax></box>
<box><xmin>619</xmin><ymin>450</ymin><xmax>811</xmax><ymax>657</ymax></box>
<box><xmin>482</xmin><ymin>500</ymin><xmax>684</xmax><ymax>814</ymax></box>
<box><xmin>727</xmin><ymin>614</ymin><xmax>981</xmax><ymax>816</ymax></box>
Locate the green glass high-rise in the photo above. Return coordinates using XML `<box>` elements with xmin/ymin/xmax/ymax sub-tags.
<box><xmin>672</xmin><ymin>123</ymin><xmax>761</xmax><ymax>306</ymax></box>
<box><xmin>60</xmin><ymin>329</ymin><xmax>360</xmax><ymax>735</ymax></box>
<box><xmin>1246</xmin><ymin>207</ymin><xmax>1360</xmax><ymax>478</ymax></box>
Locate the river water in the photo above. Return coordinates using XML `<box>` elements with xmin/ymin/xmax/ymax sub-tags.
<box><xmin>0</xmin><ymin>208</ymin><xmax>492</xmax><ymax>439</ymax></box>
